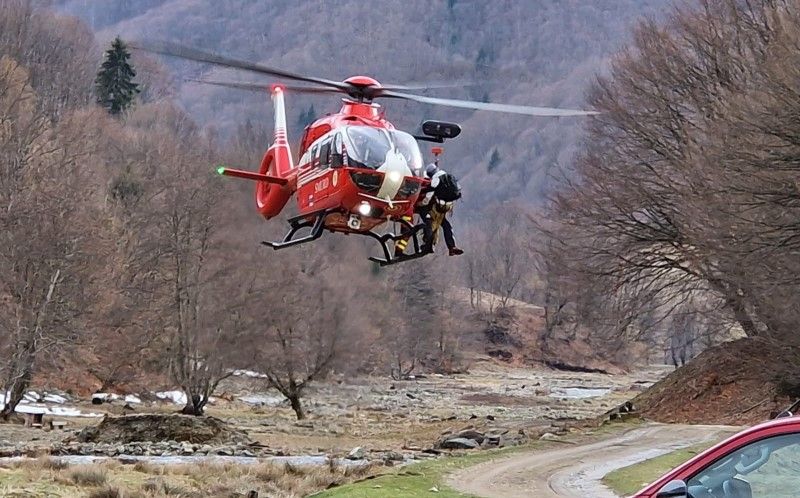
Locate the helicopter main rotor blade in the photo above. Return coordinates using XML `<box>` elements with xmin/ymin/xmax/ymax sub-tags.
<box><xmin>132</xmin><ymin>41</ymin><xmax>596</xmax><ymax>113</ymax></box>
<box><xmin>189</xmin><ymin>78</ymin><xmax>478</xmax><ymax>102</ymax></box>
<box><xmin>381</xmin><ymin>90</ymin><xmax>599</xmax><ymax>117</ymax></box>
<box><xmin>130</xmin><ymin>40</ymin><xmax>349</xmax><ymax>91</ymax></box>
<box><xmin>379</xmin><ymin>81</ymin><xmax>476</xmax><ymax>92</ymax></box>
<box><xmin>186</xmin><ymin>78</ymin><xmax>340</xmax><ymax>94</ymax></box>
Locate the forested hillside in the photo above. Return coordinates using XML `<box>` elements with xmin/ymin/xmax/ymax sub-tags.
<box><xmin>541</xmin><ymin>0</ymin><xmax>800</xmax><ymax>407</ymax></box>
<box><xmin>1</xmin><ymin>0</ymin><xmax>690</xmax><ymax>419</ymax></box>
<box><xmin>7</xmin><ymin>0</ymin><xmax>797</xmax><ymax>432</ymax></box>
<box><xmin>56</xmin><ymin>0</ymin><xmax>670</xmax><ymax>208</ymax></box>
<box><xmin>0</xmin><ymin>1</ymin><xmax>456</xmax><ymax>417</ymax></box>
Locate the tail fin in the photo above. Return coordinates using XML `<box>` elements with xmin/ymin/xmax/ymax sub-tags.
<box><xmin>255</xmin><ymin>86</ymin><xmax>296</xmax><ymax>219</ymax></box>
<box><xmin>268</xmin><ymin>85</ymin><xmax>295</xmax><ymax>178</ymax></box>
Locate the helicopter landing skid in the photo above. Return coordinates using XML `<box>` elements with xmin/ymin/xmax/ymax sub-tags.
<box><xmin>366</xmin><ymin>221</ymin><xmax>430</xmax><ymax>267</ymax></box>
<box><xmin>261</xmin><ymin>210</ymin><xmax>331</xmax><ymax>250</ymax></box>
<box><xmin>262</xmin><ymin>210</ymin><xmax>430</xmax><ymax>266</ymax></box>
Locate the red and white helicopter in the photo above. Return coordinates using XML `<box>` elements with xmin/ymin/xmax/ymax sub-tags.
<box><xmin>134</xmin><ymin>42</ymin><xmax>597</xmax><ymax>265</ymax></box>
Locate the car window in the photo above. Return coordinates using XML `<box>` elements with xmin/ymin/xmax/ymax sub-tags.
<box><xmin>687</xmin><ymin>433</ymin><xmax>800</xmax><ymax>498</ymax></box>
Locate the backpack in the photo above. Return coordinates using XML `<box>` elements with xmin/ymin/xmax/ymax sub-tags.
<box><xmin>434</xmin><ymin>172</ymin><xmax>462</xmax><ymax>202</ymax></box>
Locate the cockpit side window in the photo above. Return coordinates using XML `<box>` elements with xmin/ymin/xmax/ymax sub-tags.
<box><xmin>390</xmin><ymin>130</ymin><xmax>423</xmax><ymax>176</ymax></box>
<box><xmin>319</xmin><ymin>139</ymin><xmax>331</xmax><ymax>169</ymax></box>
<box><xmin>331</xmin><ymin>133</ymin><xmax>343</xmax><ymax>168</ymax></box>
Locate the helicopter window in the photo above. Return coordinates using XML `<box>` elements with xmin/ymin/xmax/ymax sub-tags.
<box><xmin>319</xmin><ymin>140</ymin><xmax>331</xmax><ymax>169</ymax></box>
<box><xmin>331</xmin><ymin>133</ymin><xmax>343</xmax><ymax>168</ymax></box>
<box><xmin>345</xmin><ymin>126</ymin><xmax>391</xmax><ymax>170</ymax></box>
<box><xmin>390</xmin><ymin>130</ymin><xmax>423</xmax><ymax>176</ymax></box>
<box><xmin>299</xmin><ymin>148</ymin><xmax>312</xmax><ymax>166</ymax></box>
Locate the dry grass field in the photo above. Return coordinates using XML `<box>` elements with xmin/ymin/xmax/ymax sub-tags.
<box><xmin>0</xmin><ymin>456</ymin><xmax>377</xmax><ymax>498</ymax></box>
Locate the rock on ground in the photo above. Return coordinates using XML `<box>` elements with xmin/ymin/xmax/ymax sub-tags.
<box><xmin>347</xmin><ymin>446</ymin><xmax>365</xmax><ymax>460</ymax></box>
<box><xmin>438</xmin><ymin>437</ymin><xmax>480</xmax><ymax>450</ymax></box>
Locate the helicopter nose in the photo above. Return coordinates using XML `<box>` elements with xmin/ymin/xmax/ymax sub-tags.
<box><xmin>376</xmin><ymin>151</ymin><xmax>412</xmax><ymax>200</ymax></box>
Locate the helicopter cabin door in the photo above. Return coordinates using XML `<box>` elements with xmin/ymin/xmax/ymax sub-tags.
<box><xmin>299</xmin><ymin>133</ymin><xmax>340</xmax><ymax>211</ymax></box>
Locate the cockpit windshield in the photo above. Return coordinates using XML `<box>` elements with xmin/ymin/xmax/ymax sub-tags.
<box><xmin>343</xmin><ymin>126</ymin><xmax>423</xmax><ymax>173</ymax></box>
<box><xmin>390</xmin><ymin>130</ymin><xmax>423</xmax><ymax>175</ymax></box>
<box><xmin>345</xmin><ymin>126</ymin><xmax>392</xmax><ymax>169</ymax></box>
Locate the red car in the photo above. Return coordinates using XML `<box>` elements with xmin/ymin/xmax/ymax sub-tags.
<box><xmin>633</xmin><ymin>416</ymin><xmax>800</xmax><ymax>498</ymax></box>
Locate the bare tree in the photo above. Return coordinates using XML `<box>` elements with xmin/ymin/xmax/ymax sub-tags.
<box><xmin>0</xmin><ymin>1</ymin><xmax>97</xmax><ymax>117</ymax></box>
<box><xmin>255</xmin><ymin>260</ymin><xmax>355</xmax><ymax>420</ymax></box>
<box><xmin>464</xmin><ymin>209</ymin><xmax>533</xmax><ymax>314</ymax></box>
<box><xmin>542</xmin><ymin>0</ymin><xmax>800</xmax><ymax>355</ymax></box>
<box><xmin>164</xmin><ymin>142</ymin><xmax>235</xmax><ymax>413</ymax></box>
<box><xmin>0</xmin><ymin>58</ymin><xmax>99</xmax><ymax>418</ymax></box>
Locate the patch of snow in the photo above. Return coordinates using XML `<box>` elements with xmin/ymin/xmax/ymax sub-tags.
<box><xmin>94</xmin><ymin>393</ymin><xmax>141</xmax><ymax>404</ymax></box>
<box><xmin>549</xmin><ymin>387</ymin><xmax>612</xmax><ymax>399</ymax></box>
<box><xmin>239</xmin><ymin>394</ymin><xmax>284</xmax><ymax>407</ymax></box>
<box><xmin>14</xmin><ymin>404</ymin><xmax>102</xmax><ymax>418</ymax></box>
<box><xmin>49</xmin><ymin>406</ymin><xmax>103</xmax><ymax>417</ymax></box>
<box><xmin>231</xmin><ymin>369</ymin><xmax>269</xmax><ymax>379</ymax></box>
<box><xmin>155</xmin><ymin>391</ymin><xmax>187</xmax><ymax>405</ymax></box>
<box><xmin>0</xmin><ymin>390</ymin><xmax>95</xmax><ymax>417</ymax></box>
<box><xmin>43</xmin><ymin>394</ymin><xmax>68</xmax><ymax>404</ymax></box>
<box><xmin>14</xmin><ymin>405</ymin><xmax>47</xmax><ymax>414</ymax></box>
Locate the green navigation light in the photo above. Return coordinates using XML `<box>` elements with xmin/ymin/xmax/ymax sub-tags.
<box><xmin>216</xmin><ymin>166</ymin><xmax>226</xmax><ymax>175</ymax></box>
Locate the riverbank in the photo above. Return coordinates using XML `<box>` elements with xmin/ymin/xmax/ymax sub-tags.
<box><xmin>0</xmin><ymin>360</ymin><xmax>671</xmax><ymax>496</ymax></box>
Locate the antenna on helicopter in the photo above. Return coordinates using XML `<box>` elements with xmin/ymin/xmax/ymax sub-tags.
<box><xmin>431</xmin><ymin>146</ymin><xmax>444</xmax><ymax>166</ymax></box>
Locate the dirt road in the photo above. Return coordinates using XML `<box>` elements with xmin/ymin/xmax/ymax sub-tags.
<box><xmin>447</xmin><ymin>423</ymin><xmax>737</xmax><ymax>498</ymax></box>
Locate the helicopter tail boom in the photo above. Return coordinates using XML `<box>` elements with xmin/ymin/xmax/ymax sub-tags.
<box><xmin>217</xmin><ymin>166</ymin><xmax>288</xmax><ymax>185</ymax></box>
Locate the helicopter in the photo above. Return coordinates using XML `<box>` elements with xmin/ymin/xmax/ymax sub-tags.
<box><xmin>132</xmin><ymin>41</ymin><xmax>597</xmax><ymax>266</ymax></box>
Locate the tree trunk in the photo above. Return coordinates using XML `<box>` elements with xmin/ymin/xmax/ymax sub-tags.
<box><xmin>707</xmin><ymin>277</ymin><xmax>761</xmax><ymax>337</ymax></box>
<box><xmin>1</xmin><ymin>270</ymin><xmax>60</xmax><ymax>421</ymax></box>
<box><xmin>180</xmin><ymin>393</ymin><xmax>205</xmax><ymax>416</ymax></box>
<box><xmin>288</xmin><ymin>393</ymin><xmax>304</xmax><ymax>420</ymax></box>
<box><xmin>1</xmin><ymin>368</ymin><xmax>32</xmax><ymax>421</ymax></box>
<box><xmin>725</xmin><ymin>294</ymin><xmax>760</xmax><ymax>338</ymax></box>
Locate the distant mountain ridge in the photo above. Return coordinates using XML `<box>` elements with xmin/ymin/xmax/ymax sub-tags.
<box><xmin>56</xmin><ymin>0</ymin><xmax>672</xmax><ymax>211</ymax></box>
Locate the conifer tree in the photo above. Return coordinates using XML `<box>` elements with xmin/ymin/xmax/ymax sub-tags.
<box><xmin>95</xmin><ymin>37</ymin><xmax>139</xmax><ymax>115</ymax></box>
<box><xmin>488</xmin><ymin>148</ymin><xmax>501</xmax><ymax>172</ymax></box>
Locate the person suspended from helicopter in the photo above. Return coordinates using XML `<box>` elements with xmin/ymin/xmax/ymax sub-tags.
<box><xmin>418</xmin><ymin>162</ymin><xmax>464</xmax><ymax>256</ymax></box>
<box><xmin>393</xmin><ymin>149</ymin><xmax>464</xmax><ymax>258</ymax></box>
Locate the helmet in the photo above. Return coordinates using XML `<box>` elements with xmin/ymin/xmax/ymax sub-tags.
<box><xmin>425</xmin><ymin>163</ymin><xmax>439</xmax><ymax>178</ymax></box>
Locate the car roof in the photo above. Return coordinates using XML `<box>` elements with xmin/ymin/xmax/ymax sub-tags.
<box><xmin>694</xmin><ymin>416</ymin><xmax>800</xmax><ymax>457</ymax></box>
<box><xmin>733</xmin><ymin>414</ymin><xmax>800</xmax><ymax>435</ymax></box>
